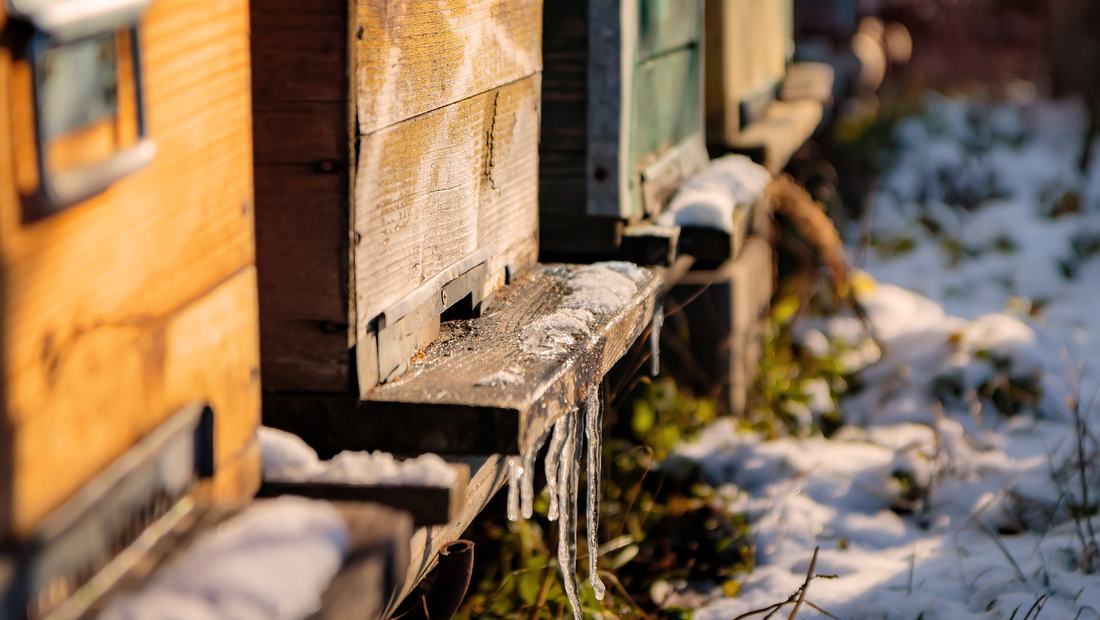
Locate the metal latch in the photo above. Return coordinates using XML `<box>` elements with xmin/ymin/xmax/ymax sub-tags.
<box><xmin>375</xmin><ymin>246</ymin><xmax>495</xmax><ymax>383</ymax></box>
<box><xmin>0</xmin><ymin>402</ymin><xmax>214</xmax><ymax>620</ymax></box>
<box><xmin>7</xmin><ymin>0</ymin><xmax>157</xmax><ymax>217</ymax></box>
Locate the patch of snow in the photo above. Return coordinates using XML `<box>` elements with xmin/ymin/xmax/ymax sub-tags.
<box><xmin>258</xmin><ymin>427</ymin><xmax>457</xmax><ymax>487</ymax></box>
<box><xmin>476</xmin><ymin>368</ymin><xmax>525</xmax><ymax>386</ymax></box>
<box><xmin>657</xmin><ymin>155</ymin><xmax>771</xmax><ymax>232</ymax></box>
<box><xmin>100</xmin><ymin>497</ymin><xmax>348</xmax><ymax>620</ymax></box>
<box><xmin>520</xmin><ymin>263</ymin><xmax>645</xmax><ymax>356</ymax></box>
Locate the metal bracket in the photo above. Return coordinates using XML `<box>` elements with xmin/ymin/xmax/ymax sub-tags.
<box><xmin>0</xmin><ymin>403</ymin><xmax>213</xmax><ymax>620</ymax></box>
<box><xmin>9</xmin><ymin>0</ymin><xmax>157</xmax><ymax>217</ymax></box>
<box><xmin>375</xmin><ymin>247</ymin><xmax>495</xmax><ymax>383</ymax></box>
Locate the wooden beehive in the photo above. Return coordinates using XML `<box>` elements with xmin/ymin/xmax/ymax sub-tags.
<box><xmin>705</xmin><ymin>0</ymin><xmax>792</xmax><ymax>143</ymax></box>
<box><xmin>252</xmin><ymin>0</ymin><xmax>543</xmax><ymax>397</ymax></box>
<box><xmin>0</xmin><ymin>0</ymin><xmax>260</xmax><ymax>545</ymax></box>
<box><xmin>705</xmin><ymin>0</ymin><xmax>825</xmax><ymax>175</ymax></box>
<box><xmin>540</xmin><ymin>0</ymin><xmax>709</xmax><ymax>257</ymax></box>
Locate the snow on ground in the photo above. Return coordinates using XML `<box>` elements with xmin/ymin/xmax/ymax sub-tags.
<box><xmin>686</xmin><ymin>95</ymin><xmax>1100</xmax><ymax>619</ymax></box>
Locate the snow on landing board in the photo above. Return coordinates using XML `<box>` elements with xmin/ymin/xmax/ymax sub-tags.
<box><xmin>256</xmin><ymin>427</ymin><xmax>468</xmax><ymax>527</ymax></box>
<box><xmin>363</xmin><ymin>263</ymin><xmax>662</xmax><ymax>456</ymax></box>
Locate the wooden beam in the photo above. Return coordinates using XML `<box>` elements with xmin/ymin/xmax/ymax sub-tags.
<box><xmin>250</xmin><ymin>0</ymin><xmax>354</xmax><ymax>394</ymax></box>
<box><xmin>353</xmin><ymin>0</ymin><xmax>542</xmax><ymax>135</ymax></box>
<box><xmin>382</xmin><ymin>456</ymin><xmax>508</xmax><ymax>619</ymax></box>
<box><xmin>257</xmin><ymin>463</ymin><xmax>470</xmax><ymax>527</ymax></box>
<box><xmin>726</xmin><ymin>99</ymin><xmax>823</xmax><ymax>175</ymax></box>
<box><xmin>266</xmin><ymin>264</ymin><xmax>662</xmax><ymax>455</ymax></box>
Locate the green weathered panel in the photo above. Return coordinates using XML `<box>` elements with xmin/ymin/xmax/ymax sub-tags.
<box><xmin>636</xmin><ymin>0</ymin><xmax>701</xmax><ymax>61</ymax></box>
<box><xmin>629</xmin><ymin>46</ymin><xmax>700</xmax><ymax>194</ymax></box>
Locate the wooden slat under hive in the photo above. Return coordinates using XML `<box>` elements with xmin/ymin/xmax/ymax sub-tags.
<box><xmin>0</xmin><ymin>0</ymin><xmax>260</xmax><ymax>538</ymax></box>
<box><xmin>257</xmin><ymin>462</ymin><xmax>471</xmax><ymax>527</ymax></box>
<box><xmin>264</xmin><ymin>264</ymin><xmax>663</xmax><ymax>455</ymax></box>
<box><xmin>669</xmin><ymin>237</ymin><xmax>773</xmax><ymax>416</ymax></box>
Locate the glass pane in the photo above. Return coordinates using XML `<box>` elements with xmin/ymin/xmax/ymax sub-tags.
<box><xmin>35</xmin><ymin>32</ymin><xmax>119</xmax><ymax>140</ymax></box>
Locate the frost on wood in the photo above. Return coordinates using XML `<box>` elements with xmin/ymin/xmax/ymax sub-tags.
<box><xmin>476</xmin><ymin>367</ymin><xmax>525</xmax><ymax>386</ymax></box>
<box><xmin>657</xmin><ymin>155</ymin><xmax>770</xmax><ymax>232</ymax></box>
<box><xmin>584</xmin><ymin>385</ymin><xmax>607</xmax><ymax>600</ymax></box>
<box><xmin>259</xmin><ymin>427</ymin><xmax>457</xmax><ymax>487</ymax></box>
<box><xmin>520</xmin><ymin>263</ymin><xmax>645</xmax><ymax>356</ymax></box>
<box><xmin>99</xmin><ymin>497</ymin><xmax>348</xmax><ymax>620</ymax></box>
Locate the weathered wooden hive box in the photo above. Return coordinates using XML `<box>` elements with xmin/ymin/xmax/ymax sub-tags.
<box><xmin>705</xmin><ymin>0</ymin><xmax>790</xmax><ymax>138</ymax></box>
<box><xmin>540</xmin><ymin>0</ymin><xmax>709</xmax><ymax>257</ymax></box>
<box><xmin>0</xmin><ymin>0</ymin><xmax>260</xmax><ymax>610</ymax></box>
<box><xmin>706</xmin><ymin>0</ymin><xmax>824</xmax><ymax>173</ymax></box>
<box><xmin>252</xmin><ymin>0</ymin><xmax>543</xmax><ymax>397</ymax></box>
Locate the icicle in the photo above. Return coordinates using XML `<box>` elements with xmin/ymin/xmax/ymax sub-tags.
<box><xmin>584</xmin><ymin>385</ymin><xmax>607</xmax><ymax>600</ymax></box>
<box><xmin>650</xmin><ymin>298</ymin><xmax>663</xmax><ymax>377</ymax></box>
<box><xmin>545</xmin><ymin>414</ymin><xmax>570</xmax><ymax>521</ymax></box>
<box><xmin>521</xmin><ymin>427</ymin><xmax>551</xmax><ymax>519</ymax></box>
<box><xmin>506</xmin><ymin>456</ymin><xmax>521</xmax><ymax>522</ymax></box>
<box><xmin>556</xmin><ymin>409</ymin><xmax>583</xmax><ymax>620</ymax></box>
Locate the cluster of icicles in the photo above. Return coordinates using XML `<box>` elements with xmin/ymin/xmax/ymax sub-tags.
<box><xmin>504</xmin><ymin>274</ymin><xmax>663</xmax><ymax>619</ymax></box>
<box><xmin>505</xmin><ymin>384</ymin><xmax>605</xmax><ymax>619</ymax></box>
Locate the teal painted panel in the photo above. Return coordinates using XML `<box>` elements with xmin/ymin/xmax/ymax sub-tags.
<box><xmin>636</xmin><ymin>0</ymin><xmax>701</xmax><ymax>61</ymax></box>
<box><xmin>629</xmin><ymin>46</ymin><xmax>701</xmax><ymax>212</ymax></box>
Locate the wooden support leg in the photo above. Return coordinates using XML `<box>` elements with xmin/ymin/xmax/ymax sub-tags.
<box><xmin>668</xmin><ymin>237</ymin><xmax>773</xmax><ymax>416</ymax></box>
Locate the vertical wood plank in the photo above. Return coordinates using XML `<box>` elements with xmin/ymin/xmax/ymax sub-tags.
<box><xmin>353</xmin><ymin>75</ymin><xmax>541</xmax><ymax>342</ymax></box>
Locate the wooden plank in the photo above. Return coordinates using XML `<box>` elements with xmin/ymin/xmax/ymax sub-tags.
<box><xmin>705</xmin><ymin>0</ymin><xmax>791</xmax><ymax>145</ymax></box>
<box><xmin>0</xmin><ymin>0</ymin><xmax>259</xmax><ymax>538</ymax></box>
<box><xmin>250</xmin><ymin>0</ymin><xmax>347</xmax><ymax>103</ymax></box>
<box><xmin>671</xmin><ymin>236</ymin><xmax>772</xmax><ymax>415</ymax></box>
<box><xmin>727</xmin><ymin>99</ymin><xmax>823</xmax><ymax>175</ymax></box>
<box><xmin>254</xmin><ymin>165</ymin><xmax>351</xmax><ymax>393</ymax></box>
<box><xmin>353</xmin><ymin>0</ymin><xmax>542</xmax><ymax>134</ymax></box>
<box><xmin>250</xmin><ymin>0</ymin><xmax>353</xmax><ymax>394</ymax></box>
<box><xmin>383</xmin><ymin>456</ymin><xmax>507</xmax><ymax>619</ymax></box>
<box><xmin>64</xmin><ymin>500</ymin><xmax>413</xmax><ymax>620</ymax></box>
<box><xmin>10</xmin><ymin>267</ymin><xmax>262</xmax><ymax>539</ymax></box>
<box><xmin>257</xmin><ymin>463</ymin><xmax>470</xmax><ymax>527</ymax></box>
<box><xmin>270</xmin><ymin>264</ymin><xmax>662</xmax><ymax>455</ymax></box>
<box><xmin>353</xmin><ymin>75</ymin><xmax>541</xmax><ymax>350</ymax></box>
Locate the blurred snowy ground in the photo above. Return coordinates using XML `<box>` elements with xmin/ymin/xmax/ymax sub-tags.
<box><xmin>685</xmin><ymin>94</ymin><xmax>1100</xmax><ymax>620</ymax></box>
